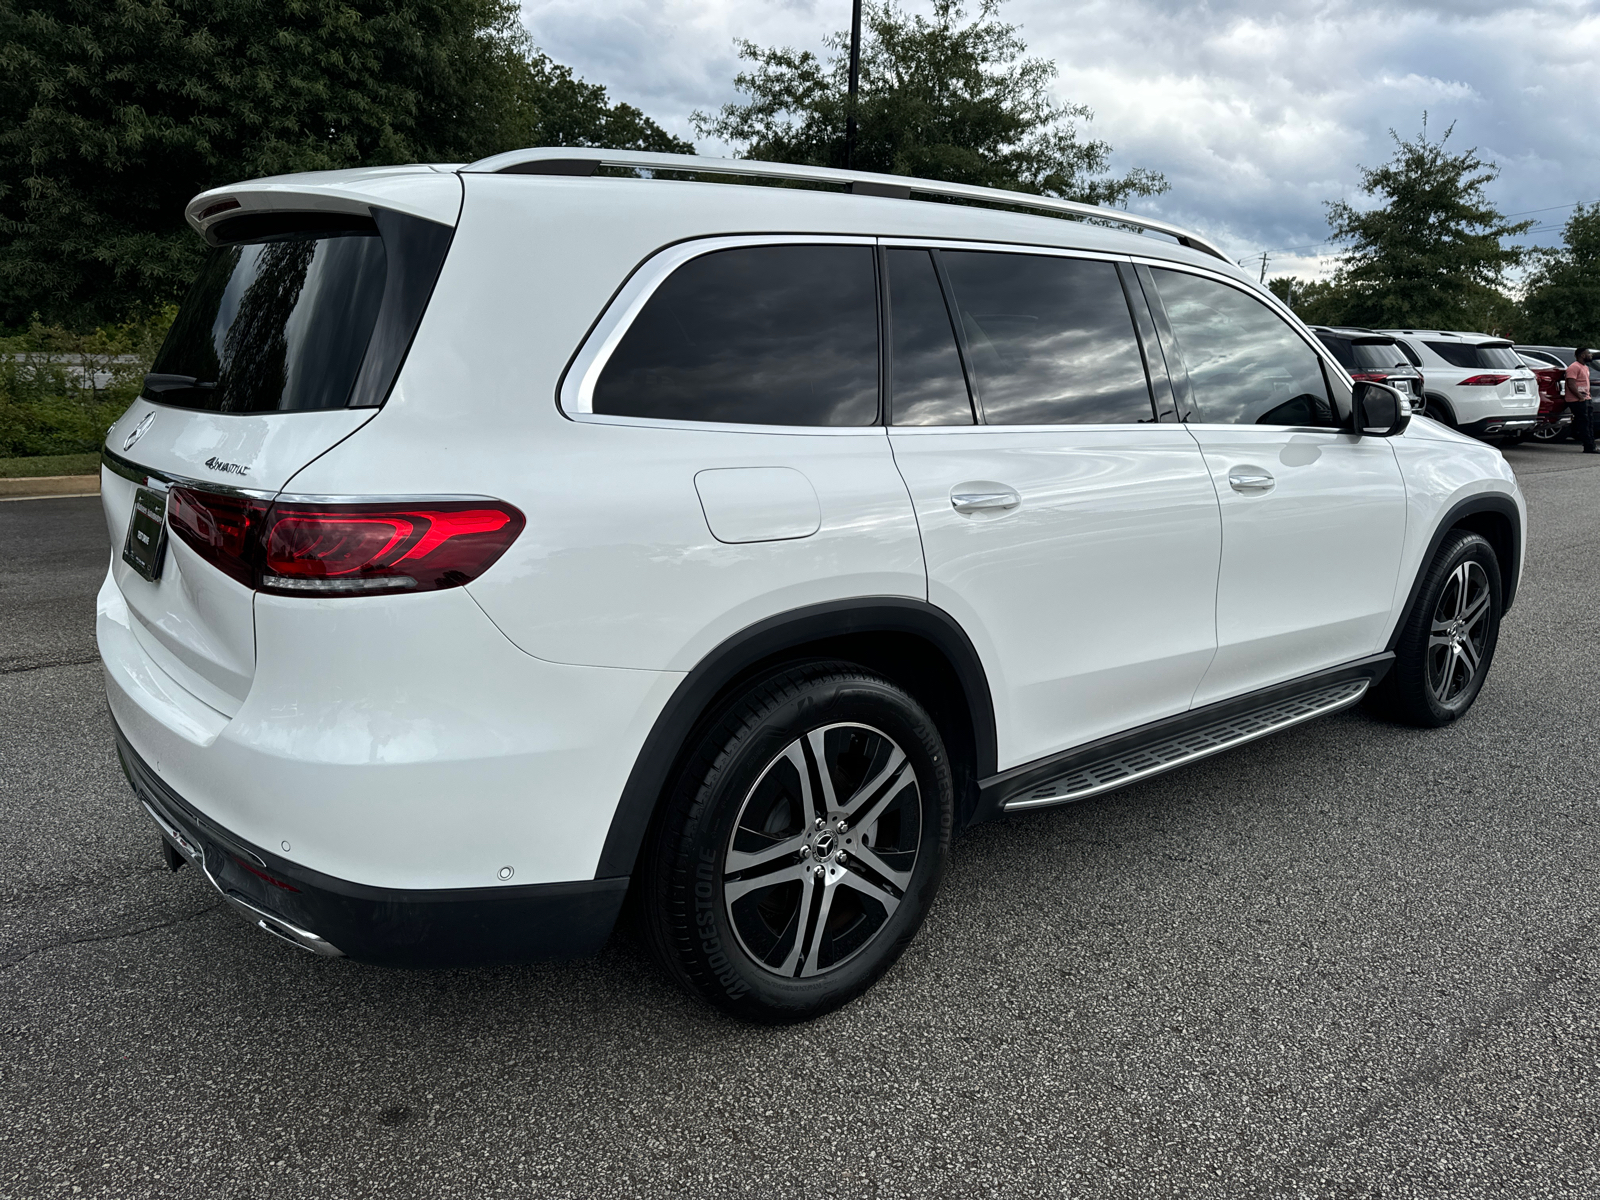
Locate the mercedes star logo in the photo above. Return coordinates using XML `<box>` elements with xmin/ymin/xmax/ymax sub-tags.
<box><xmin>122</xmin><ymin>412</ymin><xmax>155</xmax><ymax>451</ymax></box>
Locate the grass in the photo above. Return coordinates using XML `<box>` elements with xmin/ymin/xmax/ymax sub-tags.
<box><xmin>0</xmin><ymin>452</ymin><xmax>101</xmax><ymax>479</ymax></box>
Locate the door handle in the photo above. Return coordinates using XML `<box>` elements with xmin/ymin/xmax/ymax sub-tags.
<box><xmin>951</xmin><ymin>488</ymin><xmax>1020</xmax><ymax>513</ymax></box>
<box><xmin>1227</xmin><ymin>470</ymin><xmax>1275</xmax><ymax>494</ymax></box>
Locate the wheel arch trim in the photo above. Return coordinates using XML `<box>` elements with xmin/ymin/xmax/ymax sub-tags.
<box><xmin>1388</xmin><ymin>492</ymin><xmax>1522</xmax><ymax>652</ymax></box>
<box><xmin>595</xmin><ymin>597</ymin><xmax>997</xmax><ymax>879</ymax></box>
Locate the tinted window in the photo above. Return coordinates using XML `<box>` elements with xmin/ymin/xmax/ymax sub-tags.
<box><xmin>1393</xmin><ymin>340</ymin><xmax>1423</xmax><ymax>367</ymax></box>
<box><xmin>1319</xmin><ymin>335</ymin><xmax>1356</xmax><ymax>368</ymax></box>
<box><xmin>1350</xmin><ymin>340</ymin><xmax>1412</xmax><ymax>370</ymax></box>
<box><xmin>1152</xmin><ymin>269</ymin><xmax>1335</xmax><ymax>426</ymax></box>
<box><xmin>148</xmin><ymin>231</ymin><xmax>387</xmax><ymax>412</ymax></box>
<box><xmin>1424</xmin><ymin>341</ymin><xmax>1522</xmax><ymax>370</ymax></box>
<box><xmin>887</xmin><ymin>249</ymin><xmax>973</xmax><ymax>425</ymax></box>
<box><xmin>593</xmin><ymin>245</ymin><xmax>878</xmax><ymax>426</ymax></box>
<box><xmin>940</xmin><ymin>252</ymin><xmax>1154</xmax><ymax>425</ymax></box>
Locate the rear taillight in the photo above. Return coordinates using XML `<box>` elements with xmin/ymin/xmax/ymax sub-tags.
<box><xmin>1459</xmin><ymin>374</ymin><xmax>1511</xmax><ymax>386</ymax></box>
<box><xmin>167</xmin><ymin>487</ymin><xmax>270</xmax><ymax>588</ymax></box>
<box><xmin>261</xmin><ymin>502</ymin><xmax>524</xmax><ymax>594</ymax></box>
<box><xmin>165</xmin><ymin>488</ymin><xmax>524</xmax><ymax>596</ymax></box>
<box><xmin>1349</xmin><ymin>371</ymin><xmax>1390</xmax><ymax>382</ymax></box>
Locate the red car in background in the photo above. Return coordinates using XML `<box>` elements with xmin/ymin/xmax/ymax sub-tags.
<box><xmin>1517</xmin><ymin>350</ymin><xmax>1574</xmax><ymax>443</ymax></box>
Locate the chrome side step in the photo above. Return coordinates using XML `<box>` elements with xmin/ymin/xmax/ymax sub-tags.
<box><xmin>1003</xmin><ymin>678</ymin><xmax>1369</xmax><ymax>812</ymax></box>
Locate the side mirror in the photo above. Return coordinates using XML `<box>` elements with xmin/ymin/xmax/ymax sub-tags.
<box><xmin>1352</xmin><ymin>381</ymin><xmax>1410</xmax><ymax>437</ymax></box>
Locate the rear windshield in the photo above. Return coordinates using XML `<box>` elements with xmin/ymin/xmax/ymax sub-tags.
<box><xmin>1350</xmin><ymin>340</ymin><xmax>1413</xmax><ymax>371</ymax></box>
<box><xmin>1424</xmin><ymin>341</ymin><xmax>1522</xmax><ymax>370</ymax></box>
<box><xmin>146</xmin><ymin>227</ymin><xmax>387</xmax><ymax>412</ymax></box>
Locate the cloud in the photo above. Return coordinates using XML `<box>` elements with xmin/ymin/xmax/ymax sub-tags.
<box><xmin>521</xmin><ymin>0</ymin><xmax>1600</xmax><ymax>277</ymax></box>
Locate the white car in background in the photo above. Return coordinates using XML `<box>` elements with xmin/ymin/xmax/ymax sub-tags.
<box><xmin>99</xmin><ymin>150</ymin><xmax>1526</xmax><ymax>1022</ymax></box>
<box><xmin>1381</xmin><ymin>330</ymin><xmax>1539</xmax><ymax>440</ymax></box>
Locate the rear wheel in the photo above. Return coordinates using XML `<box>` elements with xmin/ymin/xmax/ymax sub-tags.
<box><xmin>1529</xmin><ymin>420</ymin><xmax>1567</xmax><ymax>444</ymax></box>
<box><xmin>1369</xmin><ymin>531</ymin><xmax>1501</xmax><ymax>727</ymax></box>
<box><xmin>641</xmin><ymin>661</ymin><xmax>952</xmax><ymax>1023</ymax></box>
<box><xmin>1424</xmin><ymin>398</ymin><xmax>1456</xmax><ymax>428</ymax></box>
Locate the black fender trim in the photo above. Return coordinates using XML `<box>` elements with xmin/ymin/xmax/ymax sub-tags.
<box><xmin>973</xmin><ymin>652</ymin><xmax>1394</xmax><ymax>821</ymax></box>
<box><xmin>595</xmin><ymin>597</ymin><xmax>998</xmax><ymax>879</ymax></box>
<box><xmin>1387</xmin><ymin>493</ymin><xmax>1522</xmax><ymax>650</ymax></box>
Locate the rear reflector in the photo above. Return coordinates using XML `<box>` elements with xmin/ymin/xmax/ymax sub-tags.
<box><xmin>165</xmin><ymin>488</ymin><xmax>524</xmax><ymax>597</ymax></box>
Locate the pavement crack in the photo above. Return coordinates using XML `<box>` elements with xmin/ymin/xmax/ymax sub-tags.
<box><xmin>1288</xmin><ymin>934</ymin><xmax>1590</xmax><ymax>1184</ymax></box>
<box><xmin>0</xmin><ymin>902</ymin><xmax>226</xmax><ymax>972</ymax></box>
<box><xmin>0</xmin><ymin>656</ymin><xmax>100</xmax><ymax>676</ymax></box>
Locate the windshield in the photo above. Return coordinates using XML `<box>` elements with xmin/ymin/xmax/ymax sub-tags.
<box><xmin>146</xmin><ymin>230</ymin><xmax>387</xmax><ymax>412</ymax></box>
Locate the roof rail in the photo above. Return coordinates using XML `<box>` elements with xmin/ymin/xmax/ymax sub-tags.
<box><xmin>460</xmin><ymin>147</ymin><xmax>1231</xmax><ymax>264</ymax></box>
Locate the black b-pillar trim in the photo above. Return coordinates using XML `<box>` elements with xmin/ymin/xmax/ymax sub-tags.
<box><xmin>595</xmin><ymin>598</ymin><xmax>998</xmax><ymax>879</ymax></box>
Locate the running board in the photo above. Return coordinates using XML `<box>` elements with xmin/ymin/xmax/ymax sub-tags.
<box><xmin>976</xmin><ymin>657</ymin><xmax>1391</xmax><ymax>819</ymax></box>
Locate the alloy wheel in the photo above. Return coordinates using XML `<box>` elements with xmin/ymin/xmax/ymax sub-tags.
<box><xmin>1426</xmin><ymin>560</ymin><xmax>1491</xmax><ymax>705</ymax></box>
<box><xmin>722</xmin><ymin>722</ymin><xmax>922</xmax><ymax>979</ymax></box>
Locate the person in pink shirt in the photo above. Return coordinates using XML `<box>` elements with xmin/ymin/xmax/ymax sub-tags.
<box><xmin>1564</xmin><ymin>348</ymin><xmax>1595</xmax><ymax>453</ymax></box>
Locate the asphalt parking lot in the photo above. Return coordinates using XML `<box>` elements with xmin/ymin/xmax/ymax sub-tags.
<box><xmin>2</xmin><ymin>443</ymin><xmax>1598</xmax><ymax>1200</ymax></box>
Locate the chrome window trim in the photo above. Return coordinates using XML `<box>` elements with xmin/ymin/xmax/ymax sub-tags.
<box><xmin>559</xmin><ymin>234</ymin><xmax>877</xmax><ymax>422</ymax></box>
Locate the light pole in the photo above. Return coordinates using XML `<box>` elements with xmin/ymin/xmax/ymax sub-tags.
<box><xmin>845</xmin><ymin>0</ymin><xmax>862</xmax><ymax>169</ymax></box>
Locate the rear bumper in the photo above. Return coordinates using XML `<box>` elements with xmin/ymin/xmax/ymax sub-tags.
<box><xmin>115</xmin><ymin>722</ymin><xmax>628</xmax><ymax>966</ymax></box>
<box><xmin>1461</xmin><ymin>415</ymin><xmax>1538</xmax><ymax>437</ymax></box>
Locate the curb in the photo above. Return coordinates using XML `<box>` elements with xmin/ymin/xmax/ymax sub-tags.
<box><xmin>0</xmin><ymin>474</ymin><xmax>101</xmax><ymax>500</ymax></box>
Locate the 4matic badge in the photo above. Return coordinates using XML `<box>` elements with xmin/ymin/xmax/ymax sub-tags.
<box><xmin>204</xmin><ymin>457</ymin><xmax>249</xmax><ymax>477</ymax></box>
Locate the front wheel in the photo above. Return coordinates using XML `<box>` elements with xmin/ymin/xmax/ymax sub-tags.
<box><xmin>641</xmin><ymin>661</ymin><xmax>952</xmax><ymax>1023</ymax></box>
<box><xmin>1369</xmin><ymin>531</ymin><xmax>1502</xmax><ymax>727</ymax></box>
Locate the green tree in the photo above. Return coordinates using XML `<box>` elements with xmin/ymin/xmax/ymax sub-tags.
<box><xmin>1518</xmin><ymin>203</ymin><xmax>1600</xmax><ymax>344</ymax></box>
<box><xmin>0</xmin><ymin>0</ymin><xmax>688</xmax><ymax>329</ymax></box>
<box><xmin>1321</xmin><ymin>118</ymin><xmax>1530</xmax><ymax>330</ymax></box>
<box><xmin>693</xmin><ymin>0</ymin><xmax>1165</xmax><ymax>207</ymax></box>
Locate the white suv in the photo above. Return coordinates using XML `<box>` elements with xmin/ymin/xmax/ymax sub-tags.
<box><xmin>99</xmin><ymin>150</ymin><xmax>1524</xmax><ymax>1021</ymax></box>
<box><xmin>1381</xmin><ymin>329</ymin><xmax>1539</xmax><ymax>439</ymax></box>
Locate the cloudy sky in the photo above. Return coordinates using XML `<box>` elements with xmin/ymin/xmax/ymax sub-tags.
<box><xmin>521</xmin><ymin>0</ymin><xmax>1600</xmax><ymax>282</ymax></box>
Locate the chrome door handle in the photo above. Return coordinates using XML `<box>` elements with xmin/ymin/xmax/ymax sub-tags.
<box><xmin>1227</xmin><ymin>470</ymin><xmax>1275</xmax><ymax>493</ymax></box>
<box><xmin>951</xmin><ymin>489</ymin><xmax>1020</xmax><ymax>513</ymax></box>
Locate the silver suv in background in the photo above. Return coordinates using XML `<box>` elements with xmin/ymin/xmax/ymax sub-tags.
<box><xmin>1309</xmin><ymin>327</ymin><xmax>1425</xmax><ymax>412</ymax></box>
<box><xmin>1382</xmin><ymin>330</ymin><xmax>1538</xmax><ymax>440</ymax></box>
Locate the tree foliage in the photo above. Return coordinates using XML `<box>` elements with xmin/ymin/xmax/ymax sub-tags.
<box><xmin>1316</xmin><ymin>119</ymin><xmax>1530</xmax><ymax>330</ymax></box>
<box><xmin>693</xmin><ymin>0</ymin><xmax>1165</xmax><ymax>207</ymax></box>
<box><xmin>1518</xmin><ymin>203</ymin><xmax>1600</xmax><ymax>345</ymax></box>
<box><xmin>0</xmin><ymin>0</ymin><xmax>688</xmax><ymax>328</ymax></box>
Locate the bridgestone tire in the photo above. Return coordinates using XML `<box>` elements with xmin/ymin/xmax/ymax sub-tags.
<box><xmin>1368</xmin><ymin>531</ymin><xmax>1502</xmax><ymax>728</ymax></box>
<box><xmin>641</xmin><ymin>661</ymin><xmax>952</xmax><ymax>1023</ymax></box>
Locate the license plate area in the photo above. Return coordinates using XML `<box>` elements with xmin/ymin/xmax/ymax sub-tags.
<box><xmin>121</xmin><ymin>485</ymin><xmax>169</xmax><ymax>582</ymax></box>
<box><xmin>1514</xmin><ymin>382</ymin><xmax>1528</xmax><ymax>394</ymax></box>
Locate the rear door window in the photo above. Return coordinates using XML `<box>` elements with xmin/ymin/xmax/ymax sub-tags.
<box><xmin>886</xmin><ymin>249</ymin><xmax>973</xmax><ymax>425</ymax></box>
<box><xmin>592</xmin><ymin>245</ymin><xmax>879</xmax><ymax>426</ymax></box>
<box><xmin>939</xmin><ymin>251</ymin><xmax>1156</xmax><ymax>425</ymax></box>
<box><xmin>148</xmin><ymin>219</ymin><xmax>387</xmax><ymax>412</ymax></box>
<box><xmin>1151</xmin><ymin>269</ymin><xmax>1336</xmax><ymax>427</ymax></box>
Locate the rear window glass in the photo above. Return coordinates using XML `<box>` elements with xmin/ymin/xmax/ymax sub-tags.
<box><xmin>593</xmin><ymin>245</ymin><xmax>879</xmax><ymax>426</ymax></box>
<box><xmin>1317</xmin><ymin>335</ymin><xmax>1355</xmax><ymax>368</ymax></box>
<box><xmin>1350</xmin><ymin>341</ymin><xmax>1412</xmax><ymax>371</ymax></box>
<box><xmin>147</xmin><ymin>230</ymin><xmax>387</xmax><ymax>412</ymax></box>
<box><xmin>1424</xmin><ymin>341</ymin><xmax>1522</xmax><ymax>370</ymax></box>
<box><xmin>939</xmin><ymin>251</ymin><xmax>1154</xmax><ymax>425</ymax></box>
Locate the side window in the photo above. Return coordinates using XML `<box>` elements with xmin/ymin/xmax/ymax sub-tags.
<box><xmin>592</xmin><ymin>245</ymin><xmax>879</xmax><ymax>426</ymax></box>
<box><xmin>1151</xmin><ymin>269</ymin><xmax>1335</xmax><ymax>427</ymax></box>
<box><xmin>940</xmin><ymin>251</ymin><xmax>1156</xmax><ymax>425</ymax></box>
<box><xmin>886</xmin><ymin>248</ymin><xmax>973</xmax><ymax>425</ymax></box>
<box><xmin>1394</xmin><ymin>340</ymin><xmax>1423</xmax><ymax>367</ymax></box>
